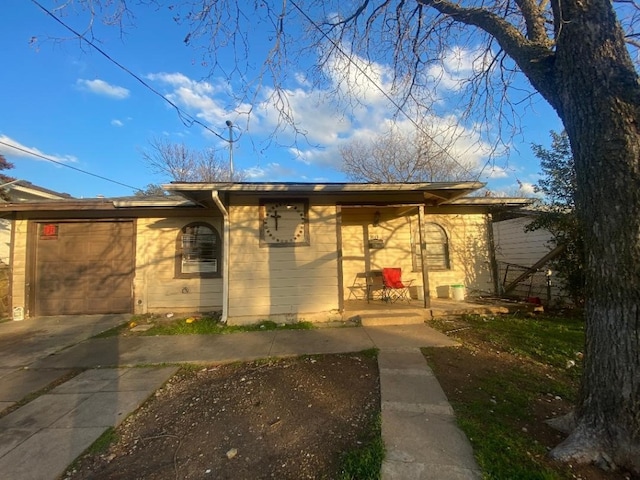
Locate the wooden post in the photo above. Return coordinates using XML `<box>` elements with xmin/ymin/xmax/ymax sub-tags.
<box><xmin>418</xmin><ymin>205</ymin><xmax>431</xmax><ymax>308</ymax></box>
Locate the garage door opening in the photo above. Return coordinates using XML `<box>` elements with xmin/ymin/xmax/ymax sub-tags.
<box><xmin>30</xmin><ymin>220</ymin><xmax>135</xmax><ymax>316</ymax></box>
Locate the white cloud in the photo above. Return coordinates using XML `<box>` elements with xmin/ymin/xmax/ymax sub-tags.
<box><xmin>76</xmin><ymin>79</ymin><xmax>130</xmax><ymax>99</ymax></box>
<box><xmin>145</xmin><ymin>45</ymin><xmax>494</xmax><ymax>181</ymax></box>
<box><xmin>111</xmin><ymin>119</ymin><xmax>124</xmax><ymax>127</ymax></box>
<box><xmin>426</xmin><ymin>46</ymin><xmax>493</xmax><ymax>93</ymax></box>
<box><xmin>517</xmin><ymin>181</ymin><xmax>537</xmax><ymax>195</ymax></box>
<box><xmin>482</xmin><ymin>165</ymin><xmax>510</xmax><ymax>179</ymax></box>
<box><xmin>243</xmin><ymin>162</ymin><xmax>302</xmax><ymax>180</ymax></box>
<box><xmin>0</xmin><ymin>134</ymin><xmax>76</xmax><ymax>163</ymax></box>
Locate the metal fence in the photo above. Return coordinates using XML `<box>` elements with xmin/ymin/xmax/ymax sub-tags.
<box><xmin>498</xmin><ymin>262</ymin><xmax>568</xmax><ymax>306</ymax></box>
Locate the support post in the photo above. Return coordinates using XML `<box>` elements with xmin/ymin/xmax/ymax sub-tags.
<box><xmin>418</xmin><ymin>205</ymin><xmax>431</xmax><ymax>308</ymax></box>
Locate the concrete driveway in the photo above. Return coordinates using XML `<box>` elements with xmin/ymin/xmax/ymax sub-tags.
<box><xmin>0</xmin><ymin>314</ymin><xmax>130</xmax><ymax>410</ymax></box>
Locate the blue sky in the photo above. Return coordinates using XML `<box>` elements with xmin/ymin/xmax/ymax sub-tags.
<box><xmin>1</xmin><ymin>1</ymin><xmax>563</xmax><ymax>198</ymax></box>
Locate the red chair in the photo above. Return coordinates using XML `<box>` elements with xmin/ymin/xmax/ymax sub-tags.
<box><xmin>382</xmin><ymin>268</ymin><xmax>413</xmax><ymax>303</ymax></box>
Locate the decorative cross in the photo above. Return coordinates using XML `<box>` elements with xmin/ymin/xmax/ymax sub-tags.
<box><xmin>270</xmin><ymin>210</ymin><xmax>282</xmax><ymax>230</ymax></box>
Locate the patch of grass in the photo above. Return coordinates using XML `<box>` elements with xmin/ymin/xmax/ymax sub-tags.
<box><xmin>425</xmin><ymin>314</ymin><xmax>587</xmax><ymax>480</ymax></box>
<box><xmin>434</xmin><ymin>314</ymin><xmax>585</xmax><ymax>369</ymax></box>
<box><xmin>92</xmin><ymin>322</ymin><xmax>130</xmax><ymax>338</ymax></box>
<box><xmin>446</xmin><ymin>366</ymin><xmax>572</xmax><ymax>479</ymax></box>
<box><xmin>66</xmin><ymin>427</ymin><xmax>119</xmax><ymax>474</ymax></box>
<box><xmin>337</xmin><ymin>415</ymin><xmax>384</xmax><ymax>480</ymax></box>
<box><xmin>141</xmin><ymin>316</ymin><xmax>314</xmax><ymax>336</ymax></box>
<box><xmin>457</xmin><ymin>416</ymin><xmax>559</xmax><ymax>480</ymax></box>
<box><xmin>86</xmin><ymin>427</ymin><xmax>119</xmax><ymax>455</ymax></box>
<box><xmin>93</xmin><ymin>314</ymin><xmax>316</xmax><ymax>338</ymax></box>
<box><xmin>358</xmin><ymin>347</ymin><xmax>379</xmax><ymax>359</ymax></box>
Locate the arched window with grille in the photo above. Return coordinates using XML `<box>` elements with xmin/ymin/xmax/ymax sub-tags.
<box><xmin>412</xmin><ymin>222</ymin><xmax>451</xmax><ymax>271</ymax></box>
<box><xmin>176</xmin><ymin>222</ymin><xmax>221</xmax><ymax>278</ymax></box>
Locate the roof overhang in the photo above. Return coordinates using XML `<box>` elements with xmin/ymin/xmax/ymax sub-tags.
<box><xmin>447</xmin><ymin>197</ymin><xmax>535</xmax><ymax>207</ymax></box>
<box><xmin>162</xmin><ymin>181</ymin><xmax>487</xmax><ymax>206</ymax></box>
<box><xmin>0</xmin><ymin>196</ymin><xmax>196</xmax><ymax>212</ymax></box>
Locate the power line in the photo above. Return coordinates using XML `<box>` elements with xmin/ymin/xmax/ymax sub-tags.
<box><xmin>31</xmin><ymin>0</ymin><xmax>229</xmax><ymax>143</ymax></box>
<box><xmin>289</xmin><ymin>0</ymin><xmax>480</xmax><ymax>180</ymax></box>
<box><xmin>0</xmin><ymin>140</ymin><xmax>142</xmax><ymax>192</ymax></box>
<box><xmin>33</xmin><ymin>0</ymin><xmax>484</xmax><ymax>183</ymax></box>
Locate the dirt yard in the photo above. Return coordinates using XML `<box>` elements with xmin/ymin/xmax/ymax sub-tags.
<box><xmin>425</xmin><ymin>317</ymin><xmax>634</xmax><ymax>480</ymax></box>
<box><xmin>63</xmin><ymin>353</ymin><xmax>380</xmax><ymax>480</ymax></box>
<box><xmin>62</xmin><ymin>318</ymin><xmax>635</xmax><ymax>480</ymax></box>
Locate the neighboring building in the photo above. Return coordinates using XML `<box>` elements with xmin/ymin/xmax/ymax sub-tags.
<box><xmin>0</xmin><ymin>181</ymin><xmax>72</xmax><ymax>317</ymax></box>
<box><xmin>492</xmin><ymin>211</ymin><xmax>568</xmax><ymax>304</ymax></box>
<box><xmin>0</xmin><ymin>181</ymin><xmax>72</xmax><ymax>265</ymax></box>
<box><xmin>1</xmin><ymin>182</ymin><xmax>530</xmax><ymax>323</ymax></box>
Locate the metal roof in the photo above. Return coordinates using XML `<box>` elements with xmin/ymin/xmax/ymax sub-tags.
<box><xmin>162</xmin><ymin>181</ymin><xmax>490</xmax><ymax>206</ymax></box>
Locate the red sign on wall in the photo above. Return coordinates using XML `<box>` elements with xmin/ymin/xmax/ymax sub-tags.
<box><xmin>40</xmin><ymin>223</ymin><xmax>59</xmax><ymax>240</ymax></box>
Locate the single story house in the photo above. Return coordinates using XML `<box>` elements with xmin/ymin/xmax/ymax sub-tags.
<box><xmin>2</xmin><ymin>182</ymin><xmax>530</xmax><ymax>323</ymax></box>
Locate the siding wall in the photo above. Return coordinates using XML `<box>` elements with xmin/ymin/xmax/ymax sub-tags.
<box><xmin>227</xmin><ymin>198</ymin><xmax>339</xmax><ymax>323</ymax></box>
<box><xmin>10</xmin><ymin>219</ymin><xmax>28</xmax><ymax>314</ymax></box>
<box><xmin>342</xmin><ymin>209</ymin><xmax>494</xmax><ymax>299</ymax></box>
<box><xmin>492</xmin><ymin>217</ymin><xmax>552</xmax><ymax>266</ymax></box>
<box><xmin>429</xmin><ymin>213</ymin><xmax>493</xmax><ymax>297</ymax></box>
<box><xmin>0</xmin><ymin>219</ymin><xmax>11</xmax><ymax>266</ymax></box>
<box><xmin>134</xmin><ymin>216</ymin><xmax>223</xmax><ymax>314</ymax></box>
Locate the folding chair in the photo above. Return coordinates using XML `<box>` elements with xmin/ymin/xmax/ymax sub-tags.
<box><xmin>382</xmin><ymin>268</ymin><xmax>413</xmax><ymax>303</ymax></box>
<box><xmin>366</xmin><ymin>270</ymin><xmax>387</xmax><ymax>303</ymax></box>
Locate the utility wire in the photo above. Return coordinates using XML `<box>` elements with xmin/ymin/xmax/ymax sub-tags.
<box><xmin>289</xmin><ymin>0</ymin><xmax>480</xmax><ymax>180</ymax></box>
<box><xmin>0</xmin><ymin>140</ymin><xmax>142</xmax><ymax>192</ymax></box>
<box><xmin>33</xmin><ymin>0</ymin><xmax>484</xmax><ymax>184</ymax></box>
<box><xmin>31</xmin><ymin>0</ymin><xmax>229</xmax><ymax>143</ymax></box>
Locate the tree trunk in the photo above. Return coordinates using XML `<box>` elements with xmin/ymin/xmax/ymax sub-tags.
<box><xmin>545</xmin><ymin>0</ymin><xmax>640</xmax><ymax>472</ymax></box>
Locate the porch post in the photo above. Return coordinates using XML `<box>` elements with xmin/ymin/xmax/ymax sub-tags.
<box><xmin>486</xmin><ymin>213</ymin><xmax>501</xmax><ymax>296</ymax></box>
<box><xmin>418</xmin><ymin>205</ymin><xmax>431</xmax><ymax>308</ymax></box>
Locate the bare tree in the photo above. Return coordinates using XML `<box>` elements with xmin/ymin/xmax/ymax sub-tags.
<box><xmin>140</xmin><ymin>137</ymin><xmax>239</xmax><ymax>182</ymax></box>
<box><xmin>40</xmin><ymin>0</ymin><xmax>640</xmax><ymax>472</ymax></box>
<box><xmin>340</xmin><ymin>127</ymin><xmax>475</xmax><ymax>182</ymax></box>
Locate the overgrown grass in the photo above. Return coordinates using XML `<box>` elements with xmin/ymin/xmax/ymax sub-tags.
<box><xmin>337</xmin><ymin>415</ymin><xmax>384</xmax><ymax>480</ymax></box>
<box><xmin>426</xmin><ymin>314</ymin><xmax>586</xmax><ymax>480</ymax></box>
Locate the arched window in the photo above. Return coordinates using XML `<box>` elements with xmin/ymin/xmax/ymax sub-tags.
<box><xmin>176</xmin><ymin>222</ymin><xmax>221</xmax><ymax>278</ymax></box>
<box><xmin>424</xmin><ymin>223</ymin><xmax>450</xmax><ymax>270</ymax></box>
<box><xmin>412</xmin><ymin>222</ymin><xmax>451</xmax><ymax>271</ymax></box>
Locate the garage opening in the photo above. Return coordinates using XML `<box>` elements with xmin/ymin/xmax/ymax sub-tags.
<box><xmin>31</xmin><ymin>220</ymin><xmax>135</xmax><ymax>316</ymax></box>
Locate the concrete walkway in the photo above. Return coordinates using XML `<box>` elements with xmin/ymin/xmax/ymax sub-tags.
<box><xmin>0</xmin><ymin>320</ymin><xmax>481</xmax><ymax>479</ymax></box>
